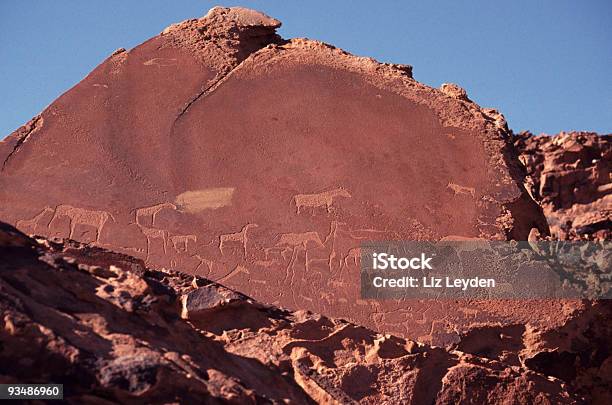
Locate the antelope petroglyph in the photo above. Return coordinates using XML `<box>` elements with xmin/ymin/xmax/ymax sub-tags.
<box><xmin>293</xmin><ymin>188</ymin><xmax>351</xmax><ymax>214</ymax></box>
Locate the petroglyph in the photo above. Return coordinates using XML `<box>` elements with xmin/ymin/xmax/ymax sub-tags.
<box><xmin>323</xmin><ymin>220</ymin><xmax>342</xmax><ymax>245</ymax></box>
<box><xmin>303</xmin><ymin>252</ymin><xmax>329</xmax><ymax>274</ymax></box>
<box><xmin>276</xmin><ymin>232</ymin><xmax>325</xmax><ymax>249</ymax></box>
<box><xmin>132</xmin><ymin>203</ymin><xmax>177</xmax><ymax>261</ymax></box>
<box><xmin>219</xmin><ymin>223</ymin><xmax>258</xmax><ymax>257</ymax></box>
<box><xmin>346</xmin><ymin>227</ymin><xmax>388</xmax><ymax>239</ymax></box>
<box><xmin>293</xmin><ymin>188</ymin><xmax>351</xmax><ymax>214</ymax></box>
<box><xmin>263</xmin><ymin>246</ymin><xmax>290</xmax><ymax>262</ymax></box>
<box><xmin>343</xmin><ymin>247</ymin><xmax>362</xmax><ymax>268</ymax></box>
<box><xmin>272</xmin><ymin>231</ymin><xmax>331</xmax><ymax>288</ymax></box>
<box><xmin>49</xmin><ymin>205</ymin><xmax>115</xmax><ymax>242</ymax></box>
<box><xmin>192</xmin><ymin>254</ymin><xmax>214</xmax><ymax>276</ymax></box>
<box><xmin>16</xmin><ymin>207</ymin><xmax>55</xmax><ymax>234</ymax></box>
<box><xmin>175</xmin><ymin>188</ymin><xmax>234</xmax><ymax>213</ymax></box>
<box><xmin>170</xmin><ymin>234</ymin><xmax>197</xmax><ymax>252</ymax></box>
<box><xmin>217</xmin><ymin>265</ymin><xmax>250</xmax><ymax>283</ymax></box>
<box><xmin>139</xmin><ymin>227</ymin><xmax>168</xmax><ymax>261</ymax></box>
<box><xmin>254</xmin><ymin>259</ymin><xmax>276</xmax><ymax>268</ymax></box>
<box><xmin>447</xmin><ymin>182</ymin><xmax>476</xmax><ymax>198</ymax></box>
<box><xmin>134</xmin><ymin>203</ymin><xmax>177</xmax><ymax>227</ymax></box>
<box><xmin>143</xmin><ymin>58</ymin><xmax>177</xmax><ymax>67</ymax></box>
<box><xmin>267</xmin><ymin>231</ymin><xmax>327</xmax><ymax>264</ymax></box>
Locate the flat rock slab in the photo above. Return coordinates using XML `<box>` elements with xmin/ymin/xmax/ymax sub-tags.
<box><xmin>0</xmin><ymin>7</ymin><xmax>571</xmax><ymax>346</ymax></box>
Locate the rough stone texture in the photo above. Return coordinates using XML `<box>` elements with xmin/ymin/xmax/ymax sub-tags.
<box><xmin>514</xmin><ymin>131</ymin><xmax>611</xmax><ymax>240</ymax></box>
<box><xmin>181</xmin><ymin>284</ymin><xmax>245</xmax><ymax>319</ymax></box>
<box><xmin>0</xmin><ymin>8</ymin><xmax>610</xmax><ymax>400</ymax></box>
<box><xmin>0</xmin><ymin>7</ymin><xmax>566</xmax><ymax>346</ymax></box>
<box><xmin>0</xmin><ymin>223</ymin><xmax>590</xmax><ymax>403</ymax></box>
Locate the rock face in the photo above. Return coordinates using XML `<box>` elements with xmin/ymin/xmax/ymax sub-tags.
<box><xmin>0</xmin><ymin>7</ymin><xmax>562</xmax><ymax>345</ymax></box>
<box><xmin>0</xmin><ymin>222</ymin><xmax>590</xmax><ymax>403</ymax></box>
<box><xmin>515</xmin><ymin>131</ymin><xmax>611</xmax><ymax>240</ymax></box>
<box><xmin>0</xmin><ymin>6</ymin><xmax>611</xmax><ymax>403</ymax></box>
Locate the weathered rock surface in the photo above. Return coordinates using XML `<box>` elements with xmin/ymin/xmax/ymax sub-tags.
<box><xmin>0</xmin><ymin>222</ymin><xmax>593</xmax><ymax>403</ymax></box>
<box><xmin>0</xmin><ymin>7</ymin><xmax>568</xmax><ymax>345</ymax></box>
<box><xmin>515</xmin><ymin>131</ymin><xmax>611</xmax><ymax>240</ymax></box>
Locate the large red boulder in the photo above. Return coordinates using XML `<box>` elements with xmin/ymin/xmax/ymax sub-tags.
<box><xmin>0</xmin><ymin>8</ymin><xmax>572</xmax><ymax>346</ymax></box>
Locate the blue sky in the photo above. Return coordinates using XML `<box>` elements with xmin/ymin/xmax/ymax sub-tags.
<box><xmin>1</xmin><ymin>1</ymin><xmax>611</xmax><ymax>138</ymax></box>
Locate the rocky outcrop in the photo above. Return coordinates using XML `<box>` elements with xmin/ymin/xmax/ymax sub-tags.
<box><xmin>0</xmin><ymin>222</ymin><xmax>587</xmax><ymax>403</ymax></box>
<box><xmin>0</xmin><ymin>7</ymin><xmax>559</xmax><ymax>345</ymax></box>
<box><xmin>514</xmin><ymin>131</ymin><xmax>611</xmax><ymax>240</ymax></box>
<box><xmin>0</xmin><ymin>7</ymin><xmax>610</xmax><ymax>403</ymax></box>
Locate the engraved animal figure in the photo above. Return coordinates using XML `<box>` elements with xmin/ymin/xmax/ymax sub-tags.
<box><xmin>343</xmin><ymin>247</ymin><xmax>362</xmax><ymax>267</ymax></box>
<box><xmin>134</xmin><ymin>203</ymin><xmax>177</xmax><ymax>227</ymax></box>
<box><xmin>50</xmin><ymin>205</ymin><xmax>116</xmax><ymax>242</ymax></box>
<box><xmin>267</xmin><ymin>232</ymin><xmax>326</xmax><ymax>262</ymax></box>
<box><xmin>276</xmin><ymin>232</ymin><xmax>325</xmax><ymax>249</ymax></box>
<box><xmin>192</xmin><ymin>254</ymin><xmax>214</xmax><ymax>276</ymax></box>
<box><xmin>170</xmin><ymin>234</ymin><xmax>197</xmax><ymax>253</ymax></box>
<box><xmin>16</xmin><ymin>207</ymin><xmax>55</xmax><ymax>234</ymax></box>
<box><xmin>132</xmin><ymin>203</ymin><xmax>177</xmax><ymax>261</ymax></box>
<box><xmin>293</xmin><ymin>188</ymin><xmax>351</xmax><ymax>214</ymax></box>
<box><xmin>275</xmin><ymin>232</ymin><xmax>327</xmax><ymax>284</ymax></box>
<box><xmin>447</xmin><ymin>183</ymin><xmax>476</xmax><ymax>198</ymax></box>
<box><xmin>219</xmin><ymin>224</ymin><xmax>258</xmax><ymax>257</ymax></box>
<box><xmin>139</xmin><ymin>227</ymin><xmax>168</xmax><ymax>261</ymax></box>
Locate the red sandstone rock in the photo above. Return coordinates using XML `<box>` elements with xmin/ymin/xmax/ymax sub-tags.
<box><xmin>0</xmin><ymin>7</ymin><xmax>565</xmax><ymax>346</ymax></box>
<box><xmin>0</xmin><ymin>223</ymin><xmax>588</xmax><ymax>403</ymax></box>
<box><xmin>514</xmin><ymin>131</ymin><xmax>611</xmax><ymax>240</ymax></box>
<box><xmin>0</xmin><ymin>7</ymin><xmax>610</xmax><ymax>402</ymax></box>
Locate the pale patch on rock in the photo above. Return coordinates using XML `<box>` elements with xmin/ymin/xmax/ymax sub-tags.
<box><xmin>175</xmin><ymin>188</ymin><xmax>235</xmax><ymax>212</ymax></box>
